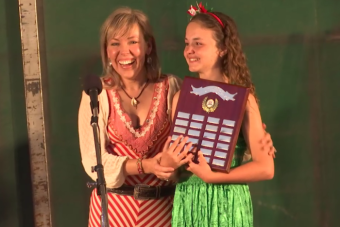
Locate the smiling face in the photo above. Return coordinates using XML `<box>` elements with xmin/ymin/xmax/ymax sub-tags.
<box><xmin>184</xmin><ymin>21</ymin><xmax>223</xmax><ymax>75</ymax></box>
<box><xmin>106</xmin><ymin>23</ymin><xmax>151</xmax><ymax>81</ymax></box>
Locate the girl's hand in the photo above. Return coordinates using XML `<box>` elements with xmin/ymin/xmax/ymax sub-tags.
<box><xmin>186</xmin><ymin>150</ymin><xmax>213</xmax><ymax>183</ymax></box>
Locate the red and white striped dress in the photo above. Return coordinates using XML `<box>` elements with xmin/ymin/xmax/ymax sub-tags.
<box><xmin>88</xmin><ymin>78</ymin><xmax>173</xmax><ymax>227</ymax></box>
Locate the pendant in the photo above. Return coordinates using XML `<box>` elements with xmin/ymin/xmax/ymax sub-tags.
<box><xmin>131</xmin><ymin>98</ymin><xmax>138</xmax><ymax>107</ymax></box>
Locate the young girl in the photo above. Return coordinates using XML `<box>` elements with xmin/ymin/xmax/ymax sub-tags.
<box><xmin>160</xmin><ymin>3</ymin><xmax>275</xmax><ymax>227</ymax></box>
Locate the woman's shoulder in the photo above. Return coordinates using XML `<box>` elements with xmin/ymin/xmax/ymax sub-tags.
<box><xmin>158</xmin><ymin>73</ymin><xmax>183</xmax><ymax>87</ymax></box>
<box><xmin>166</xmin><ymin>74</ymin><xmax>182</xmax><ymax>83</ymax></box>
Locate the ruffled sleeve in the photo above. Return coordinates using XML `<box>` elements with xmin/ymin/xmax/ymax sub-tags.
<box><xmin>78</xmin><ymin>89</ymin><xmax>128</xmax><ymax>188</ymax></box>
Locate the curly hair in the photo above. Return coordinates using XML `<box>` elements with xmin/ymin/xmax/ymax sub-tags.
<box><xmin>190</xmin><ymin>12</ymin><xmax>258</xmax><ymax>103</ymax></box>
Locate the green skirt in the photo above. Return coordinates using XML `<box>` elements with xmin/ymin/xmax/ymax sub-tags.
<box><xmin>172</xmin><ymin>175</ymin><xmax>253</xmax><ymax>227</ymax></box>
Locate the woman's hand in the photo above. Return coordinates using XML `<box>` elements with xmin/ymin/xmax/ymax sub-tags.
<box><xmin>143</xmin><ymin>153</ymin><xmax>174</xmax><ymax>181</ymax></box>
<box><xmin>159</xmin><ymin>135</ymin><xmax>194</xmax><ymax>169</ymax></box>
<box><xmin>262</xmin><ymin>123</ymin><xmax>277</xmax><ymax>158</ymax></box>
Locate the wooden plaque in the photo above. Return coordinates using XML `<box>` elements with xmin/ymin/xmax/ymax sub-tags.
<box><xmin>169</xmin><ymin>76</ymin><xmax>250</xmax><ymax>173</ymax></box>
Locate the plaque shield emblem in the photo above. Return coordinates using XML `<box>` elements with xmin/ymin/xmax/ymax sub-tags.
<box><xmin>202</xmin><ymin>97</ymin><xmax>218</xmax><ymax>113</ymax></box>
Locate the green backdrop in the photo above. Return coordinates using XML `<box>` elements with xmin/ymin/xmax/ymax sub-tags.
<box><xmin>1</xmin><ymin>0</ymin><xmax>339</xmax><ymax>226</ymax></box>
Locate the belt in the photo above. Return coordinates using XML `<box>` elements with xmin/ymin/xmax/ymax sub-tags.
<box><xmin>107</xmin><ymin>184</ymin><xmax>175</xmax><ymax>200</ymax></box>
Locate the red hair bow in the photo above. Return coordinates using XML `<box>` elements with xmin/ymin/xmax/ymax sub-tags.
<box><xmin>187</xmin><ymin>2</ymin><xmax>224</xmax><ymax>27</ymax></box>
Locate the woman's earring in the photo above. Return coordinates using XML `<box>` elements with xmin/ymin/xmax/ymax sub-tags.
<box><xmin>147</xmin><ymin>56</ymin><xmax>152</xmax><ymax>64</ymax></box>
<box><xmin>220</xmin><ymin>50</ymin><xmax>227</xmax><ymax>58</ymax></box>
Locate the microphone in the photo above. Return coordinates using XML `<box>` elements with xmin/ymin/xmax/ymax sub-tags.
<box><xmin>83</xmin><ymin>75</ymin><xmax>103</xmax><ymax>119</ymax></box>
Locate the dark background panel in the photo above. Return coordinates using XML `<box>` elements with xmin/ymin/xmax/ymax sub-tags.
<box><xmin>0</xmin><ymin>0</ymin><xmax>339</xmax><ymax>226</ymax></box>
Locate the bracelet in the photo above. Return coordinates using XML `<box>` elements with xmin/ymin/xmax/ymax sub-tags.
<box><xmin>137</xmin><ymin>158</ymin><xmax>144</xmax><ymax>174</ymax></box>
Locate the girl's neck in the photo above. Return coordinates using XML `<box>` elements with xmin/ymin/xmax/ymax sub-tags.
<box><xmin>198</xmin><ymin>68</ymin><xmax>228</xmax><ymax>83</ymax></box>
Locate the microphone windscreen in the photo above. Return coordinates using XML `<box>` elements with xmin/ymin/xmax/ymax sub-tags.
<box><xmin>83</xmin><ymin>75</ymin><xmax>103</xmax><ymax>95</ymax></box>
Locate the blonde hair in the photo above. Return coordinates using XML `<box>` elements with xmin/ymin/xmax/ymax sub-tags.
<box><xmin>100</xmin><ymin>7</ymin><xmax>161</xmax><ymax>89</ymax></box>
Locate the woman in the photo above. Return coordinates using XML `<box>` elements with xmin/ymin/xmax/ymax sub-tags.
<box><xmin>160</xmin><ymin>4</ymin><xmax>275</xmax><ymax>227</ymax></box>
<box><xmin>78</xmin><ymin>7</ymin><xmax>182</xmax><ymax>227</ymax></box>
<box><xmin>78</xmin><ymin>6</ymin><xmax>275</xmax><ymax>227</ymax></box>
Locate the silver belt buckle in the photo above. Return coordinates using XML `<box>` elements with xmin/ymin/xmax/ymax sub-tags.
<box><xmin>133</xmin><ymin>184</ymin><xmax>158</xmax><ymax>200</ymax></box>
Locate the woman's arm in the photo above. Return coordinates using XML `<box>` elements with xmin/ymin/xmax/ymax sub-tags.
<box><xmin>79</xmin><ymin>90</ymin><xmax>174</xmax><ymax>187</ymax></box>
<box><xmin>78</xmin><ymin>90</ymin><xmax>128</xmax><ymax>188</ymax></box>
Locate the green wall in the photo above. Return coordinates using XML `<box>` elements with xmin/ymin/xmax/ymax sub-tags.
<box><xmin>0</xmin><ymin>0</ymin><xmax>34</xmax><ymax>227</ymax></box>
<box><xmin>1</xmin><ymin>0</ymin><xmax>339</xmax><ymax>226</ymax></box>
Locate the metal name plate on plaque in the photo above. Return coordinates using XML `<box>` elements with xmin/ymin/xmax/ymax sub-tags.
<box><xmin>169</xmin><ymin>76</ymin><xmax>249</xmax><ymax>173</ymax></box>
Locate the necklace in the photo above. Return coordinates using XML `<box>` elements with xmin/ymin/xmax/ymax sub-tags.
<box><xmin>121</xmin><ymin>79</ymin><xmax>149</xmax><ymax>108</ymax></box>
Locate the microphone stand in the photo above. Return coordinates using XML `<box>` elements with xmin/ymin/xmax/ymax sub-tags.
<box><xmin>87</xmin><ymin>97</ymin><xmax>109</xmax><ymax>227</ymax></box>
